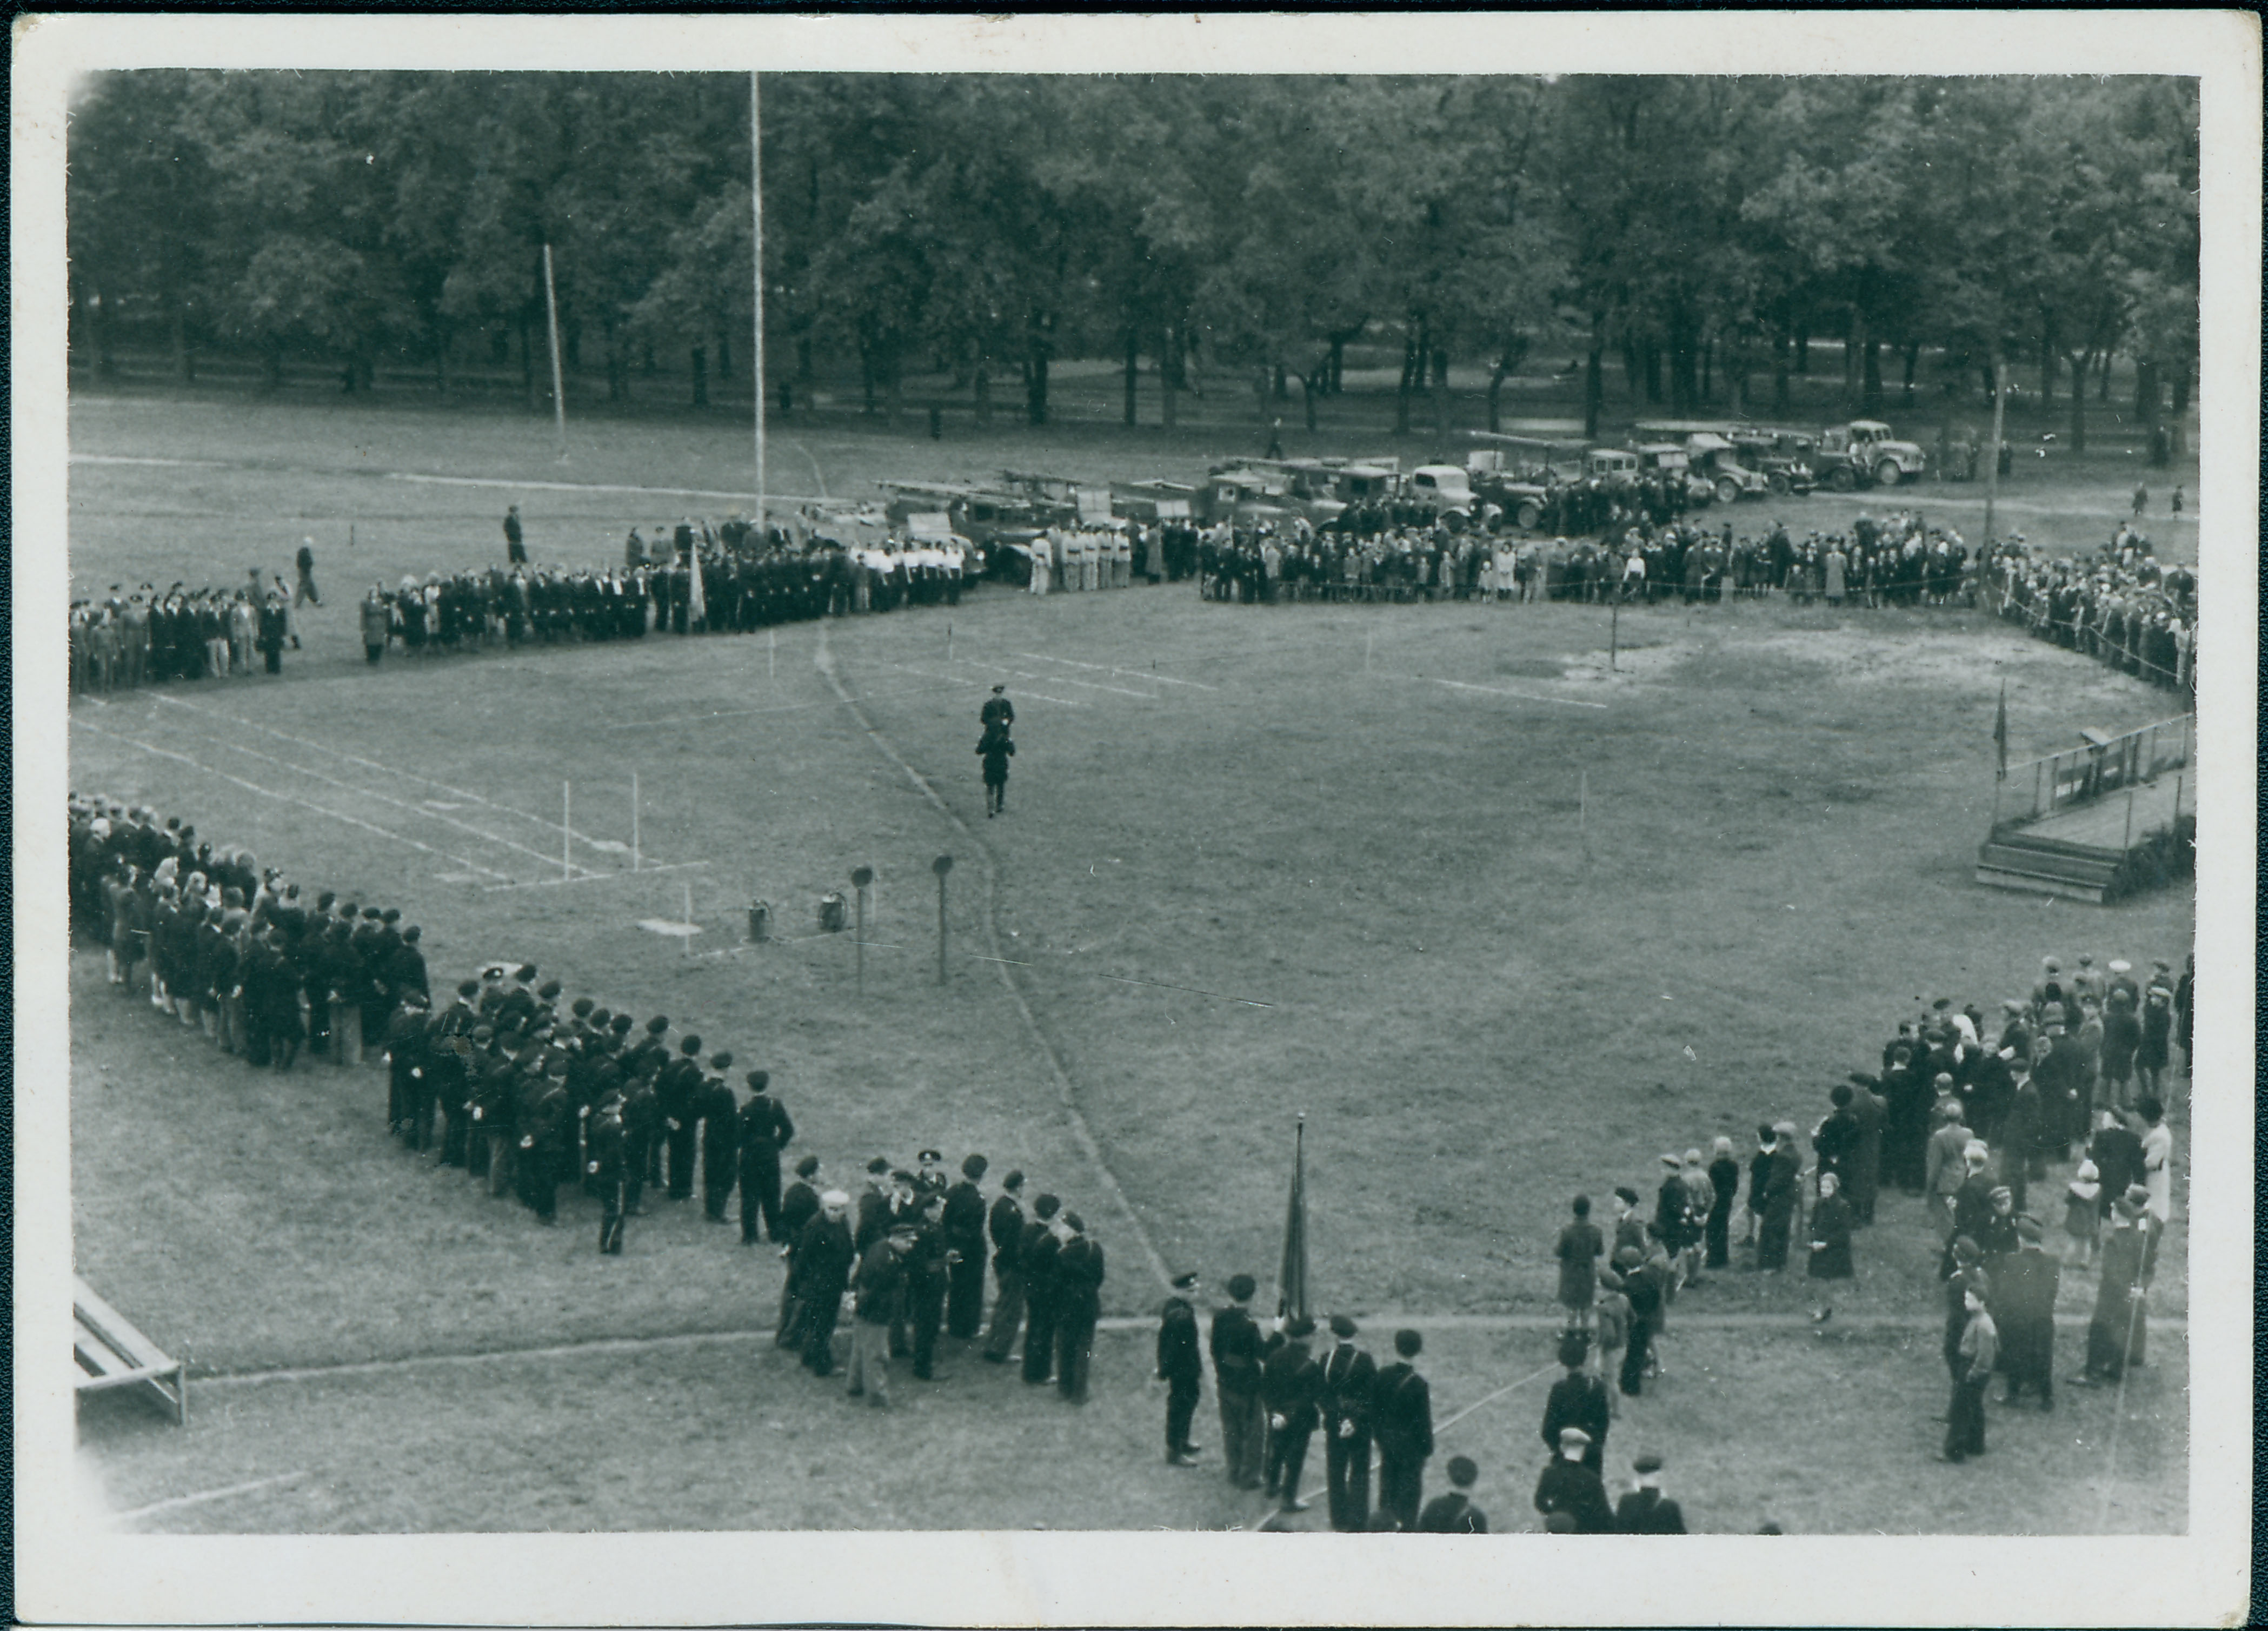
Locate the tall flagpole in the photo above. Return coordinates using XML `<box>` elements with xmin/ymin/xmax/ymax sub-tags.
<box><xmin>751</xmin><ymin>71</ymin><xmax>766</xmax><ymax>535</ymax></box>
<box><xmin>542</xmin><ymin>242</ymin><xmax>568</xmax><ymax>462</ymax></box>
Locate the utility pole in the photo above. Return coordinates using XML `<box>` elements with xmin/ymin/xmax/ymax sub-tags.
<box><xmin>542</xmin><ymin>242</ymin><xmax>568</xmax><ymax>461</ymax></box>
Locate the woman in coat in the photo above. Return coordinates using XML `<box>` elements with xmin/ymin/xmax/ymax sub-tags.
<box><xmin>1806</xmin><ymin>1171</ymin><xmax>1854</xmax><ymax>1279</ymax></box>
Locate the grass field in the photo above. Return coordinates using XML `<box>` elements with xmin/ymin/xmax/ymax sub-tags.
<box><xmin>62</xmin><ymin>390</ymin><xmax>2194</xmax><ymax>1534</ymax></box>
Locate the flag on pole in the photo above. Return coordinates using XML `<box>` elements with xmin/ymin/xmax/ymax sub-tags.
<box><xmin>1992</xmin><ymin>678</ymin><xmax>2008</xmax><ymax>781</ymax></box>
<box><xmin>1278</xmin><ymin>1116</ymin><xmax>1309</xmax><ymax>1322</ymax></box>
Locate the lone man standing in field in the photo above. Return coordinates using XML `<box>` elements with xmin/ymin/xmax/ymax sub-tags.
<box><xmin>504</xmin><ymin>504</ymin><xmax>527</xmax><ymax>566</ymax></box>
<box><xmin>295</xmin><ymin>540</ymin><xmax>321</xmax><ymax>608</ymax></box>
<box><xmin>981</xmin><ymin>683</ymin><xmax>1015</xmax><ymax>733</ymax></box>
<box><xmin>978</xmin><ymin>724</ymin><xmax>1015</xmax><ymax>818</ymax></box>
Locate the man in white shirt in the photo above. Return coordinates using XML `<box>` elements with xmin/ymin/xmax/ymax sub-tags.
<box><xmin>2135</xmin><ymin>1095</ymin><xmax>2173</xmax><ymax>1281</ymax></box>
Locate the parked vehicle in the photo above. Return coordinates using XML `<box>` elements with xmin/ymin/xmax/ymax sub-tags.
<box><xmin>1727</xmin><ymin>427</ymin><xmax>1820</xmax><ymax>495</ymax></box>
<box><xmin>1632</xmin><ymin>421</ymin><xmax>1775</xmax><ymax>503</ymax></box>
<box><xmin>1817</xmin><ymin>420</ymin><xmax>1928</xmax><ymax>490</ymax></box>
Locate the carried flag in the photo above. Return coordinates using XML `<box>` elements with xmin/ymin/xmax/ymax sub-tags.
<box><xmin>1278</xmin><ymin>1115</ymin><xmax>1309</xmax><ymax>1322</ymax></box>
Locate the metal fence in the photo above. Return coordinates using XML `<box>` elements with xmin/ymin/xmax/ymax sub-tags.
<box><xmin>1994</xmin><ymin>714</ymin><xmax>2193</xmax><ymax>831</ymax></box>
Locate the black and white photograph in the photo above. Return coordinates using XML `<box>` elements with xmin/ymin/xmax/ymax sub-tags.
<box><xmin>13</xmin><ymin>10</ymin><xmax>2256</xmax><ymax>1626</ymax></box>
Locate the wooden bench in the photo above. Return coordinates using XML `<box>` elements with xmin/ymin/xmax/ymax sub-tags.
<box><xmin>74</xmin><ymin>1275</ymin><xmax>187</xmax><ymax>1426</ymax></box>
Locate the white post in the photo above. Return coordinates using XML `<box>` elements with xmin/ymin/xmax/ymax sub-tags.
<box><xmin>542</xmin><ymin>242</ymin><xmax>568</xmax><ymax>462</ymax></box>
<box><xmin>684</xmin><ymin>881</ymin><xmax>694</xmax><ymax>957</ymax></box>
<box><xmin>562</xmin><ymin>781</ymin><xmax>572</xmax><ymax>881</ymax></box>
<box><xmin>630</xmin><ymin>770</ymin><xmax>640</xmax><ymax>873</ymax></box>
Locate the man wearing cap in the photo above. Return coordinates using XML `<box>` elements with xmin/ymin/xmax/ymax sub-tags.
<box><xmin>905</xmin><ymin>1192</ymin><xmax>954</xmax><ymax>1381</ymax></box>
<box><xmin>657</xmin><ymin>1036</ymin><xmax>705</xmax><ymax>1201</ymax></box>
<box><xmin>736</xmin><ymin>1072</ymin><xmax>796</xmax><ymax>1244</ymax></box>
<box><xmin>1054</xmin><ymin>1211</ymin><xmax>1106</xmax><ymax>1402</ymax></box>
<box><xmin>942</xmin><ymin>1156</ymin><xmax>990</xmax><ymax>1338</ymax></box>
<box><xmin>1156</xmin><ymin>1271</ymin><xmax>1205</xmax><ymax>1465</ymax></box>
<box><xmin>980</xmin><ymin>1172</ymin><xmax>1029</xmax><ymax>1364</ymax></box>
<box><xmin>1260</xmin><ymin>1315</ymin><xmax>1322</xmax><ymax>1511</ymax></box>
<box><xmin>1541</xmin><ymin>1332</ymin><xmax>1611</xmax><ymax>1474</ymax></box>
<box><xmin>848</xmin><ymin>1219</ymin><xmax>912</xmax><ymax>1407</ymax></box>
<box><xmin>1019</xmin><ymin>1195</ymin><xmax>1065</xmax><ymax>1387</ymax></box>
<box><xmin>1416</xmin><ymin>1456</ymin><xmax>1488</xmax><ymax>1533</ymax></box>
<box><xmin>772</xmin><ymin>1156</ymin><xmax>824</xmax><ymax>1346</ymax></box>
<box><xmin>1925</xmin><ymin>1101</ymin><xmax>1973</xmax><ymax>1239</ymax></box>
<box><xmin>796</xmin><ymin>1189</ymin><xmax>861</xmax><ymax>1377</ymax></box>
<box><xmin>587</xmin><ymin>1085</ymin><xmax>630</xmax><ymax>1255</ymax></box>
<box><xmin>1755</xmin><ymin>1125</ymin><xmax>1801</xmax><ymax>1272</ymax></box>
<box><xmin>696</xmin><ymin>1053</ymin><xmax>739</xmax><ymax>1223</ymax></box>
<box><xmin>1372</xmin><ymin>1329</ymin><xmax>1434</xmax><ymax>1529</ymax></box>
<box><xmin>1615</xmin><ymin>1453</ymin><xmax>1687</xmax><ymax>1533</ymax></box>
<box><xmin>1210</xmin><ymin>1273</ymin><xmax>1268</xmax><ymax>1490</ymax></box>
<box><xmin>1319</xmin><ymin>1314</ymin><xmax>1378</xmax><ymax>1529</ymax></box>
<box><xmin>1994</xmin><ymin>1215</ymin><xmax>2060</xmax><ymax>1409</ymax></box>
<box><xmin>980</xmin><ymin>684</ymin><xmax>1015</xmax><ymax>734</ymax></box>
<box><xmin>1534</xmin><ymin>1429</ymin><xmax>1616</xmax><ymax>1531</ymax></box>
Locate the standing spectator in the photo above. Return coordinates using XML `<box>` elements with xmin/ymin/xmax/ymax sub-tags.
<box><xmin>1806</xmin><ymin>1172</ymin><xmax>1854</xmax><ymax>1279</ymax></box>
<box><xmin>2087</xmin><ymin>1108</ymin><xmax>2147</xmax><ymax>1219</ymax></box>
<box><xmin>1372</xmin><ymin>1329</ymin><xmax>1434</xmax><ymax>1530</ymax></box>
<box><xmin>848</xmin><ymin>1222</ymin><xmax>912</xmax><ymax>1406</ymax></box>
<box><xmin>1553</xmin><ymin>1196</ymin><xmax>1603</xmax><ymax>1333</ymax></box>
<box><xmin>1053</xmin><ymin>1212</ymin><xmax>1105</xmax><ymax>1402</ymax></box>
<box><xmin>2132</xmin><ymin>481</ymin><xmax>2148</xmax><ymax>517</ymax></box>
<box><xmin>1651</xmin><ymin>1155</ymin><xmax>1695</xmax><ymax>1282</ymax></box>
<box><xmin>295</xmin><ymin>540</ymin><xmax>320</xmax><ymax>608</ymax></box>
<box><xmin>696</xmin><ymin>1056</ymin><xmax>739</xmax><ymax>1223</ymax></box>
<box><xmin>1540</xmin><ymin>1332</ymin><xmax>1610</xmax><ymax>1473</ymax></box>
<box><xmin>1755</xmin><ymin>1125</ymin><xmax>1801</xmax><ymax>1272</ymax></box>
<box><xmin>736</xmin><ymin>1073</ymin><xmax>796</xmax><ymax>1244</ymax></box>
<box><xmin>1614</xmin><ymin>1453</ymin><xmax>1688</xmax><ymax>1533</ymax></box>
<box><xmin>360</xmin><ymin>584</ymin><xmax>391</xmax><ymax>664</ymax></box>
<box><xmin>2173</xmin><ymin>953</ymin><xmax>2193</xmax><ymax>1080</ymax></box>
<box><xmin>1994</xmin><ymin>1216</ymin><xmax>2060</xmax><ymax>1409</ymax></box>
<box><xmin>1704</xmin><ymin>1138</ymin><xmax>1740</xmax><ymax>1269</ymax></box>
<box><xmin>793</xmin><ymin>1191</ymin><xmax>856</xmax><ymax>1376</ymax></box>
<box><xmin>1937</xmin><ymin>1281</ymin><xmax>1997</xmax><ymax>1463</ymax></box>
<box><xmin>2136</xmin><ymin>977</ymin><xmax>2174</xmax><ymax>1103</ymax></box>
<box><xmin>771</xmin><ymin>1155</ymin><xmax>823</xmax><ymax>1345</ymax></box>
<box><xmin>1416</xmin><ymin>1456</ymin><xmax>1487</xmax><ymax>1533</ymax></box>
<box><xmin>2063</xmin><ymin>1159</ymin><xmax>2103</xmax><ymax>1267</ymax></box>
<box><xmin>977</xmin><ymin>724</ymin><xmax>1016</xmax><ymax>818</ymax></box>
<box><xmin>1209</xmin><ymin>1272</ymin><xmax>1268</xmax><ymax>1491</ymax></box>
<box><xmin>1614</xmin><ymin>1246</ymin><xmax>1660</xmax><ymax>1397</ymax></box>
<box><xmin>2074</xmin><ymin>1189</ymin><xmax>2150</xmax><ymax>1386</ymax></box>
<box><xmin>1534</xmin><ymin>1430</ymin><xmax>1617</xmax><ymax>1532</ymax></box>
<box><xmin>1997</xmin><ymin>1057</ymin><xmax>2045</xmax><ymax>1217</ymax></box>
<box><xmin>1319</xmin><ymin>1315</ymin><xmax>1377</xmax><ymax>1531</ymax></box>
<box><xmin>1156</xmin><ymin>1270</ymin><xmax>1204</xmax><ymax>1466</ymax></box>
<box><xmin>504</xmin><ymin>504</ymin><xmax>527</xmax><ymax>565</ymax></box>
<box><xmin>1845</xmin><ymin>1076</ymin><xmax>1886</xmax><ymax>1223</ymax></box>
<box><xmin>1925</xmin><ymin>1101</ymin><xmax>1973</xmax><ymax>1237</ymax></box>
<box><xmin>1677</xmin><ymin>1151</ymin><xmax>1714</xmax><ymax>1285</ymax></box>
<box><xmin>1813</xmin><ymin>1085</ymin><xmax>1860</xmax><ymax>1195</ymax></box>
<box><xmin>1742</xmin><ymin>1127</ymin><xmax>1777</xmax><ymax>1248</ymax></box>
<box><xmin>941</xmin><ymin>1155</ymin><xmax>989</xmax><ymax>1338</ymax></box>
<box><xmin>2136</xmin><ymin>1096</ymin><xmax>2174</xmax><ymax>1279</ymax></box>
<box><xmin>1019</xmin><ymin>1195</ymin><xmax>1065</xmax><ymax>1386</ymax></box>
<box><xmin>1260</xmin><ymin>1315</ymin><xmax>1321</xmax><ymax>1512</ymax></box>
<box><xmin>979</xmin><ymin>1172</ymin><xmax>1029</xmax><ymax>1364</ymax></box>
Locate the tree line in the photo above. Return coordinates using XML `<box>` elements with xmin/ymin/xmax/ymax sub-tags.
<box><xmin>67</xmin><ymin>71</ymin><xmax>2198</xmax><ymax>448</ymax></box>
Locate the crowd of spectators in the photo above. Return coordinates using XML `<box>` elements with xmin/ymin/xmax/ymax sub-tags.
<box><xmin>1984</xmin><ymin>522</ymin><xmax>2197</xmax><ymax>697</ymax></box>
<box><xmin>70</xmin><ymin>574</ymin><xmax>303</xmax><ymax>694</ymax></box>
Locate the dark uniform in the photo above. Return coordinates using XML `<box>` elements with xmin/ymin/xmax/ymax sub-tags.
<box><xmin>1372</xmin><ymin>1345</ymin><xmax>1434</xmax><ymax>1529</ymax></box>
<box><xmin>941</xmin><ymin>1172</ymin><xmax>989</xmax><ymax>1338</ymax></box>
<box><xmin>1319</xmin><ymin>1331</ymin><xmax>1378</xmax><ymax>1530</ymax></box>
<box><xmin>657</xmin><ymin>1040</ymin><xmax>704</xmax><ymax>1199</ymax></box>
<box><xmin>1053</xmin><ymin>1224</ymin><xmax>1105</xmax><ymax>1401</ymax></box>
<box><xmin>736</xmin><ymin>1082</ymin><xmax>795</xmax><ymax>1243</ymax></box>
<box><xmin>792</xmin><ymin>1209</ymin><xmax>856</xmax><ymax>1376</ymax></box>
<box><xmin>980</xmin><ymin>1186</ymin><xmax>1028</xmax><ymax>1362</ymax></box>
<box><xmin>588</xmin><ymin>1095</ymin><xmax>629</xmax><ymax>1255</ymax></box>
<box><xmin>905</xmin><ymin>1207</ymin><xmax>951</xmax><ymax>1380</ymax></box>
<box><xmin>1260</xmin><ymin>1329</ymin><xmax>1322</xmax><ymax>1507</ymax></box>
<box><xmin>1540</xmin><ymin>1363</ymin><xmax>1612</xmax><ymax>1474</ymax></box>
<box><xmin>1209</xmin><ymin>1300</ymin><xmax>1268</xmax><ymax>1489</ymax></box>
<box><xmin>1020</xmin><ymin>1215</ymin><xmax>1063</xmax><ymax>1385</ymax></box>
<box><xmin>1534</xmin><ymin>1455</ymin><xmax>1617</xmax><ymax>1533</ymax></box>
<box><xmin>1156</xmin><ymin>1287</ymin><xmax>1203</xmax><ymax>1462</ymax></box>
<box><xmin>696</xmin><ymin>1061</ymin><xmax>739</xmax><ymax>1222</ymax></box>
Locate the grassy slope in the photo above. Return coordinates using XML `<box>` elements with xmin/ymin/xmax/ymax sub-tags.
<box><xmin>63</xmin><ymin>391</ymin><xmax>2193</xmax><ymax>1532</ymax></box>
<box><xmin>80</xmin><ymin>1317</ymin><xmax>2186</xmax><ymax>1535</ymax></box>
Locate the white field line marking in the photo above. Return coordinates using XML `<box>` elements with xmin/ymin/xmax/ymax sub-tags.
<box><xmin>70</xmin><ymin>719</ymin><xmax>510</xmax><ymax>879</ymax></box>
<box><xmin>483</xmin><ymin>859</ymin><xmax>710</xmax><ymax>893</ymax></box>
<box><xmin>150</xmin><ymin>693</ymin><xmax>651</xmax><ymax>861</ymax></box>
<box><xmin>873</xmin><ymin>659</ymin><xmax>1083</xmax><ymax>707</ymax></box>
<box><xmin>1010</xmin><ymin>649</ymin><xmax>1220</xmax><ymax>690</ymax></box>
<box><xmin>1434</xmin><ymin>1361</ymin><xmax>1560</xmax><ymax>1433</ymax></box>
<box><xmin>144</xmin><ymin>718</ymin><xmax>607</xmax><ymax>883</ymax></box>
<box><xmin>385</xmin><ymin>470</ymin><xmax>829</xmax><ymax>506</ymax></box>
<box><xmin>69</xmin><ymin>453</ymin><xmax>233</xmax><ymax>470</ymax></box>
<box><xmin>1371</xmin><ymin>668</ymin><xmax>1609</xmax><ymax>710</ymax></box>
<box><xmin>935</xmin><ymin>655</ymin><xmax>1151</xmax><ymax>700</ymax></box>
<box><xmin>112</xmin><ymin>1471</ymin><xmax>309</xmax><ymax>1521</ymax></box>
<box><xmin>816</xmin><ymin>626</ymin><xmax>1169</xmax><ymax>1294</ymax></box>
<box><xmin>596</xmin><ymin>682</ymin><xmax>940</xmax><ymax>732</ymax></box>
